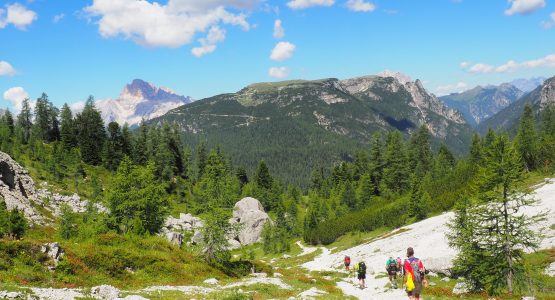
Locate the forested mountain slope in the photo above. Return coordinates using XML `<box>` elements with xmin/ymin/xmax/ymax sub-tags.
<box><xmin>152</xmin><ymin>74</ymin><xmax>473</xmax><ymax>186</ymax></box>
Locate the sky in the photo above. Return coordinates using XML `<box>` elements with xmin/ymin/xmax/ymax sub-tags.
<box><xmin>1</xmin><ymin>0</ymin><xmax>555</xmax><ymax>111</ymax></box>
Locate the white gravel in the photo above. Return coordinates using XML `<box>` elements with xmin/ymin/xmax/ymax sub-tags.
<box><xmin>302</xmin><ymin>178</ymin><xmax>555</xmax><ymax>299</ymax></box>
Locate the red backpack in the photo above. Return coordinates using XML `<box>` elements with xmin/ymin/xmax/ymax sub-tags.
<box><xmin>344</xmin><ymin>256</ymin><xmax>351</xmax><ymax>264</ymax></box>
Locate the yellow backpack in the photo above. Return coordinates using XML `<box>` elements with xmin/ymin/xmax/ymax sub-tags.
<box><xmin>406</xmin><ymin>272</ymin><xmax>415</xmax><ymax>291</ymax></box>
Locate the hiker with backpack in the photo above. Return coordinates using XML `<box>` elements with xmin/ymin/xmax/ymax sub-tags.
<box><xmin>354</xmin><ymin>261</ymin><xmax>367</xmax><ymax>289</ymax></box>
<box><xmin>344</xmin><ymin>255</ymin><xmax>351</xmax><ymax>272</ymax></box>
<box><xmin>386</xmin><ymin>256</ymin><xmax>398</xmax><ymax>288</ymax></box>
<box><xmin>403</xmin><ymin>247</ymin><xmax>426</xmax><ymax>300</ymax></box>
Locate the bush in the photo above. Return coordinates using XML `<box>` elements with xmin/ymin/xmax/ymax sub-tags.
<box><xmin>303</xmin><ymin>198</ymin><xmax>408</xmax><ymax>245</ymax></box>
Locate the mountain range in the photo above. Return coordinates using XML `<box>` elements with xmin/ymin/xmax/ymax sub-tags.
<box><xmin>150</xmin><ymin>72</ymin><xmax>473</xmax><ymax>185</ymax></box>
<box><xmin>93</xmin><ymin>79</ymin><xmax>192</xmax><ymax>125</ymax></box>
<box><xmin>478</xmin><ymin>76</ymin><xmax>555</xmax><ymax>134</ymax></box>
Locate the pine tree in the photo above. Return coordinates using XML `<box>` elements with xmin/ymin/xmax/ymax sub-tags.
<box><xmin>448</xmin><ymin>134</ymin><xmax>545</xmax><ymax>295</ymax></box>
<box><xmin>33</xmin><ymin>93</ymin><xmax>51</xmax><ymax>142</ymax></box>
<box><xmin>515</xmin><ymin>104</ymin><xmax>538</xmax><ymax>171</ymax></box>
<box><xmin>356</xmin><ymin>173</ymin><xmax>374</xmax><ymax>207</ymax></box>
<box><xmin>255</xmin><ymin>160</ymin><xmax>273</xmax><ymax>190</ymax></box>
<box><xmin>15</xmin><ymin>98</ymin><xmax>33</xmax><ymax>144</ymax></box>
<box><xmin>104</xmin><ymin>122</ymin><xmax>124</xmax><ymax>171</ymax></box>
<box><xmin>409</xmin><ymin>125</ymin><xmax>433</xmax><ymax>177</ymax></box>
<box><xmin>60</xmin><ymin>103</ymin><xmax>78</xmax><ymax>149</ymax></box>
<box><xmin>368</xmin><ymin>132</ymin><xmax>384</xmax><ymax>194</ymax></box>
<box><xmin>236</xmin><ymin>167</ymin><xmax>249</xmax><ymax>187</ymax></box>
<box><xmin>469</xmin><ymin>133</ymin><xmax>483</xmax><ymax>165</ymax></box>
<box><xmin>382</xmin><ymin>131</ymin><xmax>409</xmax><ymax>195</ymax></box>
<box><xmin>4</xmin><ymin>109</ymin><xmax>14</xmax><ymax>138</ymax></box>
<box><xmin>133</xmin><ymin>121</ymin><xmax>149</xmax><ymax>165</ymax></box>
<box><xmin>121</xmin><ymin>123</ymin><xmax>133</xmax><ymax>157</ymax></box>
<box><xmin>76</xmin><ymin>96</ymin><xmax>106</xmax><ymax>165</ymax></box>
<box><xmin>196</xmin><ymin>141</ymin><xmax>207</xmax><ymax>181</ymax></box>
<box><xmin>201</xmin><ymin>208</ymin><xmax>239</xmax><ymax>266</ymax></box>
<box><xmin>106</xmin><ymin>157</ymin><xmax>169</xmax><ymax>234</ymax></box>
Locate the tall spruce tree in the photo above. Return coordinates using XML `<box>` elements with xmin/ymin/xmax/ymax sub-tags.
<box><xmin>60</xmin><ymin>103</ymin><xmax>78</xmax><ymax>149</ymax></box>
<box><xmin>255</xmin><ymin>160</ymin><xmax>273</xmax><ymax>190</ymax></box>
<box><xmin>382</xmin><ymin>130</ymin><xmax>409</xmax><ymax>195</ymax></box>
<box><xmin>104</xmin><ymin>122</ymin><xmax>124</xmax><ymax>171</ymax></box>
<box><xmin>409</xmin><ymin>125</ymin><xmax>433</xmax><ymax>177</ymax></box>
<box><xmin>15</xmin><ymin>98</ymin><xmax>33</xmax><ymax>144</ymax></box>
<box><xmin>448</xmin><ymin>134</ymin><xmax>545</xmax><ymax>295</ymax></box>
<box><xmin>515</xmin><ymin>104</ymin><xmax>538</xmax><ymax>171</ymax></box>
<box><xmin>76</xmin><ymin>96</ymin><xmax>105</xmax><ymax>165</ymax></box>
<box><xmin>133</xmin><ymin>121</ymin><xmax>149</xmax><ymax>165</ymax></box>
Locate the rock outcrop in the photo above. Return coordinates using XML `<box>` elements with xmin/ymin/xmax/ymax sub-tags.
<box><xmin>41</xmin><ymin>242</ymin><xmax>64</xmax><ymax>267</ymax></box>
<box><xmin>229</xmin><ymin>197</ymin><xmax>271</xmax><ymax>245</ymax></box>
<box><xmin>91</xmin><ymin>285</ymin><xmax>120</xmax><ymax>300</ymax></box>
<box><xmin>160</xmin><ymin>213</ymin><xmax>204</xmax><ymax>247</ymax></box>
<box><xmin>37</xmin><ymin>186</ymin><xmax>108</xmax><ymax>216</ymax></box>
<box><xmin>0</xmin><ymin>152</ymin><xmax>45</xmax><ymax>224</ymax></box>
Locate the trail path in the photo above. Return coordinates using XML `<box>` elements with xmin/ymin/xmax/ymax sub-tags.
<box><xmin>302</xmin><ymin>178</ymin><xmax>555</xmax><ymax>299</ymax></box>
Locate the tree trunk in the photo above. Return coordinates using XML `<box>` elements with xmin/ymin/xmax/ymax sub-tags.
<box><xmin>503</xmin><ymin>187</ymin><xmax>513</xmax><ymax>294</ymax></box>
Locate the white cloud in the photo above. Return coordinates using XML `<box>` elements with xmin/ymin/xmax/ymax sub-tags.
<box><xmin>459</xmin><ymin>61</ymin><xmax>469</xmax><ymax>68</ymax></box>
<box><xmin>435</xmin><ymin>82</ymin><xmax>468</xmax><ymax>96</ymax></box>
<box><xmin>85</xmin><ymin>0</ymin><xmax>253</xmax><ymax>49</ymax></box>
<box><xmin>287</xmin><ymin>0</ymin><xmax>334</xmax><ymax>10</ymax></box>
<box><xmin>270</xmin><ymin>41</ymin><xmax>296</xmax><ymax>61</ymax></box>
<box><xmin>3</xmin><ymin>87</ymin><xmax>30</xmax><ymax>112</ymax></box>
<box><xmin>70</xmin><ymin>101</ymin><xmax>86</xmax><ymax>113</ymax></box>
<box><xmin>53</xmin><ymin>13</ymin><xmax>65</xmax><ymax>23</ymax></box>
<box><xmin>541</xmin><ymin>12</ymin><xmax>555</xmax><ymax>29</ymax></box>
<box><xmin>505</xmin><ymin>0</ymin><xmax>545</xmax><ymax>16</ymax></box>
<box><xmin>268</xmin><ymin>67</ymin><xmax>290</xmax><ymax>78</ymax></box>
<box><xmin>0</xmin><ymin>3</ymin><xmax>38</xmax><ymax>30</ymax></box>
<box><xmin>463</xmin><ymin>53</ymin><xmax>555</xmax><ymax>74</ymax></box>
<box><xmin>0</xmin><ymin>61</ymin><xmax>16</xmax><ymax>76</ymax></box>
<box><xmin>191</xmin><ymin>25</ymin><xmax>226</xmax><ymax>57</ymax></box>
<box><xmin>346</xmin><ymin>0</ymin><xmax>375</xmax><ymax>12</ymax></box>
<box><xmin>273</xmin><ymin>19</ymin><xmax>284</xmax><ymax>39</ymax></box>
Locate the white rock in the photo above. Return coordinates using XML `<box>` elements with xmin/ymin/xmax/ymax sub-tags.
<box><xmin>204</xmin><ymin>278</ymin><xmax>219</xmax><ymax>285</ymax></box>
<box><xmin>6</xmin><ymin>292</ymin><xmax>20</xmax><ymax>299</ymax></box>
<box><xmin>230</xmin><ymin>197</ymin><xmax>271</xmax><ymax>245</ymax></box>
<box><xmin>165</xmin><ymin>232</ymin><xmax>183</xmax><ymax>247</ymax></box>
<box><xmin>91</xmin><ymin>285</ymin><xmax>120</xmax><ymax>300</ymax></box>
<box><xmin>452</xmin><ymin>282</ymin><xmax>470</xmax><ymax>295</ymax></box>
<box><xmin>273</xmin><ymin>272</ymin><xmax>283</xmax><ymax>278</ymax></box>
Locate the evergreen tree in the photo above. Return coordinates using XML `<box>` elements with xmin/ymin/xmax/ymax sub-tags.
<box><xmin>104</xmin><ymin>122</ymin><xmax>124</xmax><ymax>171</ymax></box>
<box><xmin>515</xmin><ymin>104</ymin><xmax>538</xmax><ymax>171</ymax></box>
<box><xmin>469</xmin><ymin>133</ymin><xmax>483</xmax><ymax>165</ymax></box>
<box><xmin>368</xmin><ymin>132</ymin><xmax>384</xmax><ymax>194</ymax></box>
<box><xmin>201</xmin><ymin>208</ymin><xmax>239</xmax><ymax>266</ymax></box>
<box><xmin>255</xmin><ymin>160</ymin><xmax>273</xmax><ymax>190</ymax></box>
<box><xmin>382</xmin><ymin>131</ymin><xmax>409</xmax><ymax>195</ymax></box>
<box><xmin>196</xmin><ymin>141</ymin><xmax>207</xmax><ymax>181</ymax></box>
<box><xmin>76</xmin><ymin>96</ymin><xmax>105</xmax><ymax>165</ymax></box>
<box><xmin>409</xmin><ymin>125</ymin><xmax>433</xmax><ymax>177</ymax></box>
<box><xmin>356</xmin><ymin>173</ymin><xmax>374</xmax><ymax>207</ymax></box>
<box><xmin>448</xmin><ymin>134</ymin><xmax>545</xmax><ymax>295</ymax></box>
<box><xmin>4</xmin><ymin>109</ymin><xmax>14</xmax><ymax>138</ymax></box>
<box><xmin>236</xmin><ymin>167</ymin><xmax>249</xmax><ymax>187</ymax></box>
<box><xmin>121</xmin><ymin>123</ymin><xmax>133</xmax><ymax>157</ymax></box>
<box><xmin>59</xmin><ymin>204</ymin><xmax>78</xmax><ymax>240</ymax></box>
<box><xmin>106</xmin><ymin>157</ymin><xmax>169</xmax><ymax>234</ymax></box>
<box><xmin>33</xmin><ymin>93</ymin><xmax>51</xmax><ymax>142</ymax></box>
<box><xmin>15</xmin><ymin>98</ymin><xmax>33</xmax><ymax>144</ymax></box>
<box><xmin>60</xmin><ymin>103</ymin><xmax>78</xmax><ymax>149</ymax></box>
<box><xmin>133</xmin><ymin>121</ymin><xmax>149</xmax><ymax>165</ymax></box>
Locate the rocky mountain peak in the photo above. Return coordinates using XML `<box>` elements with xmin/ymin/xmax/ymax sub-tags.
<box><xmin>378</xmin><ymin>70</ymin><xmax>412</xmax><ymax>85</ymax></box>
<box><xmin>539</xmin><ymin>76</ymin><xmax>555</xmax><ymax>108</ymax></box>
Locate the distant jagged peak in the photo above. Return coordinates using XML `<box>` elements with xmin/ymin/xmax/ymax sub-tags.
<box><xmin>377</xmin><ymin>70</ymin><xmax>413</xmax><ymax>85</ymax></box>
<box><xmin>119</xmin><ymin>78</ymin><xmax>189</xmax><ymax>102</ymax></box>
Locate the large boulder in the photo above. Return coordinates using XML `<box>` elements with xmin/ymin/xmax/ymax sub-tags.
<box><xmin>229</xmin><ymin>197</ymin><xmax>271</xmax><ymax>245</ymax></box>
<box><xmin>0</xmin><ymin>152</ymin><xmax>45</xmax><ymax>224</ymax></box>
<box><xmin>166</xmin><ymin>232</ymin><xmax>183</xmax><ymax>247</ymax></box>
<box><xmin>41</xmin><ymin>242</ymin><xmax>64</xmax><ymax>265</ymax></box>
<box><xmin>91</xmin><ymin>285</ymin><xmax>120</xmax><ymax>300</ymax></box>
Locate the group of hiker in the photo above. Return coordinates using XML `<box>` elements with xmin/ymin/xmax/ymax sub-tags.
<box><xmin>343</xmin><ymin>247</ymin><xmax>427</xmax><ymax>300</ymax></box>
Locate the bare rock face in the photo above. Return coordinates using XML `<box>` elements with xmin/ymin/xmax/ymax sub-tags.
<box><xmin>91</xmin><ymin>285</ymin><xmax>120</xmax><ymax>300</ymax></box>
<box><xmin>229</xmin><ymin>197</ymin><xmax>271</xmax><ymax>245</ymax></box>
<box><xmin>41</xmin><ymin>242</ymin><xmax>64</xmax><ymax>266</ymax></box>
<box><xmin>160</xmin><ymin>213</ymin><xmax>204</xmax><ymax>246</ymax></box>
<box><xmin>0</xmin><ymin>152</ymin><xmax>45</xmax><ymax>224</ymax></box>
<box><xmin>165</xmin><ymin>232</ymin><xmax>184</xmax><ymax>247</ymax></box>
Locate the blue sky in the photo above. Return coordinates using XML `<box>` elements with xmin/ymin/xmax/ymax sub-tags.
<box><xmin>1</xmin><ymin>0</ymin><xmax>555</xmax><ymax>110</ymax></box>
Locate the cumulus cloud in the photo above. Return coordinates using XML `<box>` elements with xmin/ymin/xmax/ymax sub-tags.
<box><xmin>435</xmin><ymin>82</ymin><xmax>468</xmax><ymax>96</ymax></box>
<box><xmin>268</xmin><ymin>67</ymin><xmax>290</xmax><ymax>78</ymax></box>
<box><xmin>505</xmin><ymin>0</ymin><xmax>545</xmax><ymax>16</ymax></box>
<box><xmin>85</xmin><ymin>0</ymin><xmax>254</xmax><ymax>49</ymax></box>
<box><xmin>53</xmin><ymin>13</ymin><xmax>65</xmax><ymax>23</ymax></box>
<box><xmin>0</xmin><ymin>3</ymin><xmax>38</xmax><ymax>30</ymax></box>
<box><xmin>346</xmin><ymin>0</ymin><xmax>376</xmax><ymax>12</ymax></box>
<box><xmin>270</xmin><ymin>41</ymin><xmax>296</xmax><ymax>61</ymax></box>
<box><xmin>541</xmin><ymin>12</ymin><xmax>555</xmax><ymax>29</ymax></box>
<box><xmin>273</xmin><ymin>19</ymin><xmax>284</xmax><ymax>39</ymax></box>
<box><xmin>191</xmin><ymin>25</ymin><xmax>226</xmax><ymax>57</ymax></box>
<box><xmin>463</xmin><ymin>53</ymin><xmax>555</xmax><ymax>74</ymax></box>
<box><xmin>0</xmin><ymin>61</ymin><xmax>16</xmax><ymax>76</ymax></box>
<box><xmin>3</xmin><ymin>87</ymin><xmax>31</xmax><ymax>112</ymax></box>
<box><xmin>287</xmin><ymin>0</ymin><xmax>334</xmax><ymax>10</ymax></box>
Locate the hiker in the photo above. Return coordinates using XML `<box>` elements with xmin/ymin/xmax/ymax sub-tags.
<box><xmin>386</xmin><ymin>256</ymin><xmax>398</xmax><ymax>288</ymax></box>
<box><xmin>403</xmin><ymin>247</ymin><xmax>426</xmax><ymax>300</ymax></box>
<box><xmin>396</xmin><ymin>256</ymin><xmax>402</xmax><ymax>271</ymax></box>
<box><xmin>354</xmin><ymin>261</ymin><xmax>367</xmax><ymax>289</ymax></box>
<box><xmin>344</xmin><ymin>255</ymin><xmax>351</xmax><ymax>271</ymax></box>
